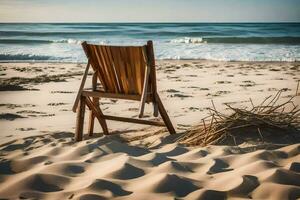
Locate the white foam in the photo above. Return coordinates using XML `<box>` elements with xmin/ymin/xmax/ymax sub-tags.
<box><xmin>156</xmin><ymin>43</ymin><xmax>300</xmax><ymax>61</ymax></box>
<box><xmin>170</xmin><ymin>37</ymin><xmax>206</xmax><ymax>44</ymax></box>
<box><xmin>53</xmin><ymin>39</ymin><xmax>82</xmax><ymax>45</ymax></box>
<box><xmin>52</xmin><ymin>39</ymin><xmax>110</xmax><ymax>45</ymax></box>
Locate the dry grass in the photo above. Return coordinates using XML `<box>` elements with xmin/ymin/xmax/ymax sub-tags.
<box><xmin>178</xmin><ymin>83</ymin><xmax>300</xmax><ymax>146</ymax></box>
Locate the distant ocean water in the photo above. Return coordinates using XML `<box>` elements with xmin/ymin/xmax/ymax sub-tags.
<box><xmin>0</xmin><ymin>23</ymin><xmax>300</xmax><ymax>62</ymax></box>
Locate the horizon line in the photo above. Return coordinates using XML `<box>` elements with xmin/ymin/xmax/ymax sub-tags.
<box><xmin>0</xmin><ymin>21</ymin><xmax>300</xmax><ymax>24</ymax></box>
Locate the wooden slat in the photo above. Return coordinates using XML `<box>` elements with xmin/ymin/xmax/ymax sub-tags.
<box><xmin>127</xmin><ymin>47</ymin><xmax>134</xmax><ymax>93</ymax></box>
<box><xmin>134</xmin><ymin>49</ymin><xmax>142</xmax><ymax>94</ymax></box>
<box><xmin>122</xmin><ymin>47</ymin><xmax>135</xmax><ymax>94</ymax></box>
<box><xmin>139</xmin><ymin>48</ymin><xmax>148</xmax><ymax>94</ymax></box>
<box><xmin>111</xmin><ymin>47</ymin><xmax>129</xmax><ymax>94</ymax></box>
<box><xmin>141</xmin><ymin>46</ymin><xmax>149</xmax><ymax>96</ymax></box>
<box><xmin>146</xmin><ymin>40</ymin><xmax>159</xmax><ymax>116</ymax></box>
<box><xmin>102</xmin><ymin>46</ymin><xmax>120</xmax><ymax>92</ymax></box>
<box><xmin>128</xmin><ymin>47</ymin><xmax>138</xmax><ymax>93</ymax></box>
<box><xmin>90</xmin><ymin>45</ymin><xmax>108</xmax><ymax>90</ymax></box>
<box><xmin>136</xmin><ymin>47</ymin><xmax>145</xmax><ymax>94</ymax></box>
<box><xmin>138</xmin><ymin>63</ymin><xmax>150</xmax><ymax>118</ymax></box>
<box><xmin>97</xmin><ymin>45</ymin><xmax>115</xmax><ymax>92</ymax></box>
<box><xmin>103</xmin><ymin>115</ymin><xmax>165</xmax><ymax>126</ymax></box>
<box><xmin>106</xmin><ymin>46</ymin><xmax>122</xmax><ymax>93</ymax></box>
<box><xmin>98</xmin><ymin>46</ymin><xmax>117</xmax><ymax>92</ymax></box>
<box><xmin>125</xmin><ymin>48</ymin><xmax>134</xmax><ymax>94</ymax></box>
<box><xmin>72</xmin><ymin>60</ymin><xmax>90</xmax><ymax>113</ymax></box>
<box><xmin>82</xmin><ymin>90</ymin><xmax>141</xmax><ymax>101</ymax></box>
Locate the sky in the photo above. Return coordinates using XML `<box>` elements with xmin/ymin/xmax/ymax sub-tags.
<box><xmin>0</xmin><ymin>0</ymin><xmax>300</xmax><ymax>23</ymax></box>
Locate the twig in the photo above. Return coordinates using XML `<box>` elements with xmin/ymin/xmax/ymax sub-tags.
<box><xmin>249</xmin><ymin>98</ymin><xmax>255</xmax><ymax>109</ymax></box>
<box><xmin>257</xmin><ymin>128</ymin><xmax>264</xmax><ymax>142</ymax></box>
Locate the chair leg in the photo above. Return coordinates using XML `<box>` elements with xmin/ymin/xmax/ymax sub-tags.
<box><xmin>88</xmin><ymin>112</ymin><xmax>95</xmax><ymax>136</ymax></box>
<box><xmin>95</xmin><ymin>98</ymin><xmax>109</xmax><ymax>135</ymax></box>
<box><xmin>96</xmin><ymin>103</ymin><xmax>109</xmax><ymax>135</ymax></box>
<box><xmin>75</xmin><ymin>95</ymin><xmax>86</xmax><ymax>141</ymax></box>
<box><xmin>88</xmin><ymin>97</ymin><xmax>98</xmax><ymax>136</ymax></box>
<box><xmin>153</xmin><ymin>102</ymin><xmax>159</xmax><ymax>117</ymax></box>
<box><xmin>155</xmin><ymin>94</ymin><xmax>176</xmax><ymax>134</ymax></box>
<box><xmin>85</xmin><ymin>96</ymin><xmax>109</xmax><ymax>135</ymax></box>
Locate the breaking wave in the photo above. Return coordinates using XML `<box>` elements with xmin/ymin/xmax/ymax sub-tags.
<box><xmin>170</xmin><ymin>37</ymin><xmax>300</xmax><ymax>44</ymax></box>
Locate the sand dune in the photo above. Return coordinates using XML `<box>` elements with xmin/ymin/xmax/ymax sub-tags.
<box><xmin>0</xmin><ymin>131</ymin><xmax>299</xmax><ymax>199</ymax></box>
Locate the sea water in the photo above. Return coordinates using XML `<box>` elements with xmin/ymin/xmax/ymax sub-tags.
<box><xmin>0</xmin><ymin>23</ymin><xmax>299</xmax><ymax>62</ymax></box>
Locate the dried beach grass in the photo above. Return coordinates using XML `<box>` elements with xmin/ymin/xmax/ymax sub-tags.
<box><xmin>178</xmin><ymin>83</ymin><xmax>300</xmax><ymax>146</ymax></box>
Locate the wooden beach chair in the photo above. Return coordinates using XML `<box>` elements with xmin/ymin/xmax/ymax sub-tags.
<box><xmin>72</xmin><ymin>40</ymin><xmax>176</xmax><ymax>141</ymax></box>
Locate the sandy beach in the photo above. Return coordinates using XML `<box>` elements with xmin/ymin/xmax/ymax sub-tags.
<box><xmin>0</xmin><ymin>60</ymin><xmax>299</xmax><ymax>199</ymax></box>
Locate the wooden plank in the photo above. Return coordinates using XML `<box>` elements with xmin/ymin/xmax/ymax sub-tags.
<box><xmin>122</xmin><ymin>47</ymin><xmax>135</xmax><ymax>94</ymax></box>
<box><xmin>138</xmin><ymin>63</ymin><xmax>150</xmax><ymax>118</ymax></box>
<box><xmin>103</xmin><ymin>115</ymin><xmax>165</xmax><ymax>126</ymax></box>
<box><xmin>119</xmin><ymin>47</ymin><xmax>129</xmax><ymax>93</ymax></box>
<box><xmin>111</xmin><ymin>47</ymin><xmax>129</xmax><ymax>94</ymax></box>
<box><xmin>128</xmin><ymin>47</ymin><xmax>138</xmax><ymax>94</ymax></box>
<box><xmin>107</xmin><ymin>46</ymin><xmax>122</xmax><ymax>93</ymax></box>
<box><xmin>95</xmin><ymin>45</ymin><xmax>111</xmax><ymax>91</ymax></box>
<box><xmin>136</xmin><ymin>47</ymin><xmax>146</xmax><ymax>94</ymax></box>
<box><xmin>156</xmin><ymin>94</ymin><xmax>176</xmax><ymax>134</ymax></box>
<box><xmin>95</xmin><ymin>45</ymin><xmax>116</xmax><ymax>92</ymax></box>
<box><xmin>75</xmin><ymin>95</ymin><xmax>86</xmax><ymax>141</ymax></box>
<box><xmin>82</xmin><ymin>90</ymin><xmax>141</xmax><ymax>101</ymax></box>
<box><xmin>141</xmin><ymin>46</ymin><xmax>149</xmax><ymax>99</ymax></box>
<box><xmin>133</xmin><ymin>48</ymin><xmax>140</xmax><ymax>94</ymax></box>
<box><xmin>146</xmin><ymin>40</ymin><xmax>159</xmax><ymax>117</ymax></box>
<box><xmin>97</xmin><ymin>46</ymin><xmax>116</xmax><ymax>92</ymax></box>
<box><xmin>90</xmin><ymin>45</ymin><xmax>108</xmax><ymax>90</ymax></box>
<box><xmin>137</xmin><ymin>47</ymin><xmax>147</xmax><ymax>94</ymax></box>
<box><xmin>120</xmin><ymin>47</ymin><xmax>132</xmax><ymax>94</ymax></box>
<box><xmin>72</xmin><ymin>60</ymin><xmax>90</xmax><ymax>112</ymax></box>
<box><xmin>102</xmin><ymin>46</ymin><xmax>120</xmax><ymax>93</ymax></box>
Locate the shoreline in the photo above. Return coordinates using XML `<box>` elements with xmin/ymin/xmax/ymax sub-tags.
<box><xmin>1</xmin><ymin>59</ymin><xmax>300</xmax><ymax>64</ymax></box>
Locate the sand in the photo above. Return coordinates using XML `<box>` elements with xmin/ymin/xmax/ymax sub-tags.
<box><xmin>0</xmin><ymin>60</ymin><xmax>299</xmax><ymax>199</ymax></box>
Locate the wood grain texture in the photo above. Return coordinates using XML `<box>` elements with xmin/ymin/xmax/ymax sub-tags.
<box><xmin>86</xmin><ymin>44</ymin><xmax>148</xmax><ymax>95</ymax></box>
<box><xmin>75</xmin><ymin>96</ymin><xmax>86</xmax><ymax>141</ymax></box>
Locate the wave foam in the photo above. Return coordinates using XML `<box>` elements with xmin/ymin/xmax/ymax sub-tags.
<box><xmin>0</xmin><ymin>53</ymin><xmax>57</xmax><ymax>61</ymax></box>
<box><xmin>170</xmin><ymin>37</ymin><xmax>300</xmax><ymax>44</ymax></box>
<box><xmin>0</xmin><ymin>38</ymin><xmax>111</xmax><ymax>45</ymax></box>
<box><xmin>170</xmin><ymin>37</ymin><xmax>206</xmax><ymax>44</ymax></box>
<box><xmin>53</xmin><ymin>39</ymin><xmax>83</xmax><ymax>45</ymax></box>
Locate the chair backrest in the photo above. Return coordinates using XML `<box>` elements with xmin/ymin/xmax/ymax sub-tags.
<box><xmin>82</xmin><ymin>41</ymin><xmax>155</xmax><ymax>96</ymax></box>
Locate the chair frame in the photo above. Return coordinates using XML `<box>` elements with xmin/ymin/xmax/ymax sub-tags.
<box><xmin>72</xmin><ymin>40</ymin><xmax>175</xmax><ymax>141</ymax></box>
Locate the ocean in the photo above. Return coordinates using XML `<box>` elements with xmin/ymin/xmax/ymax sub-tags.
<box><xmin>0</xmin><ymin>23</ymin><xmax>300</xmax><ymax>62</ymax></box>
